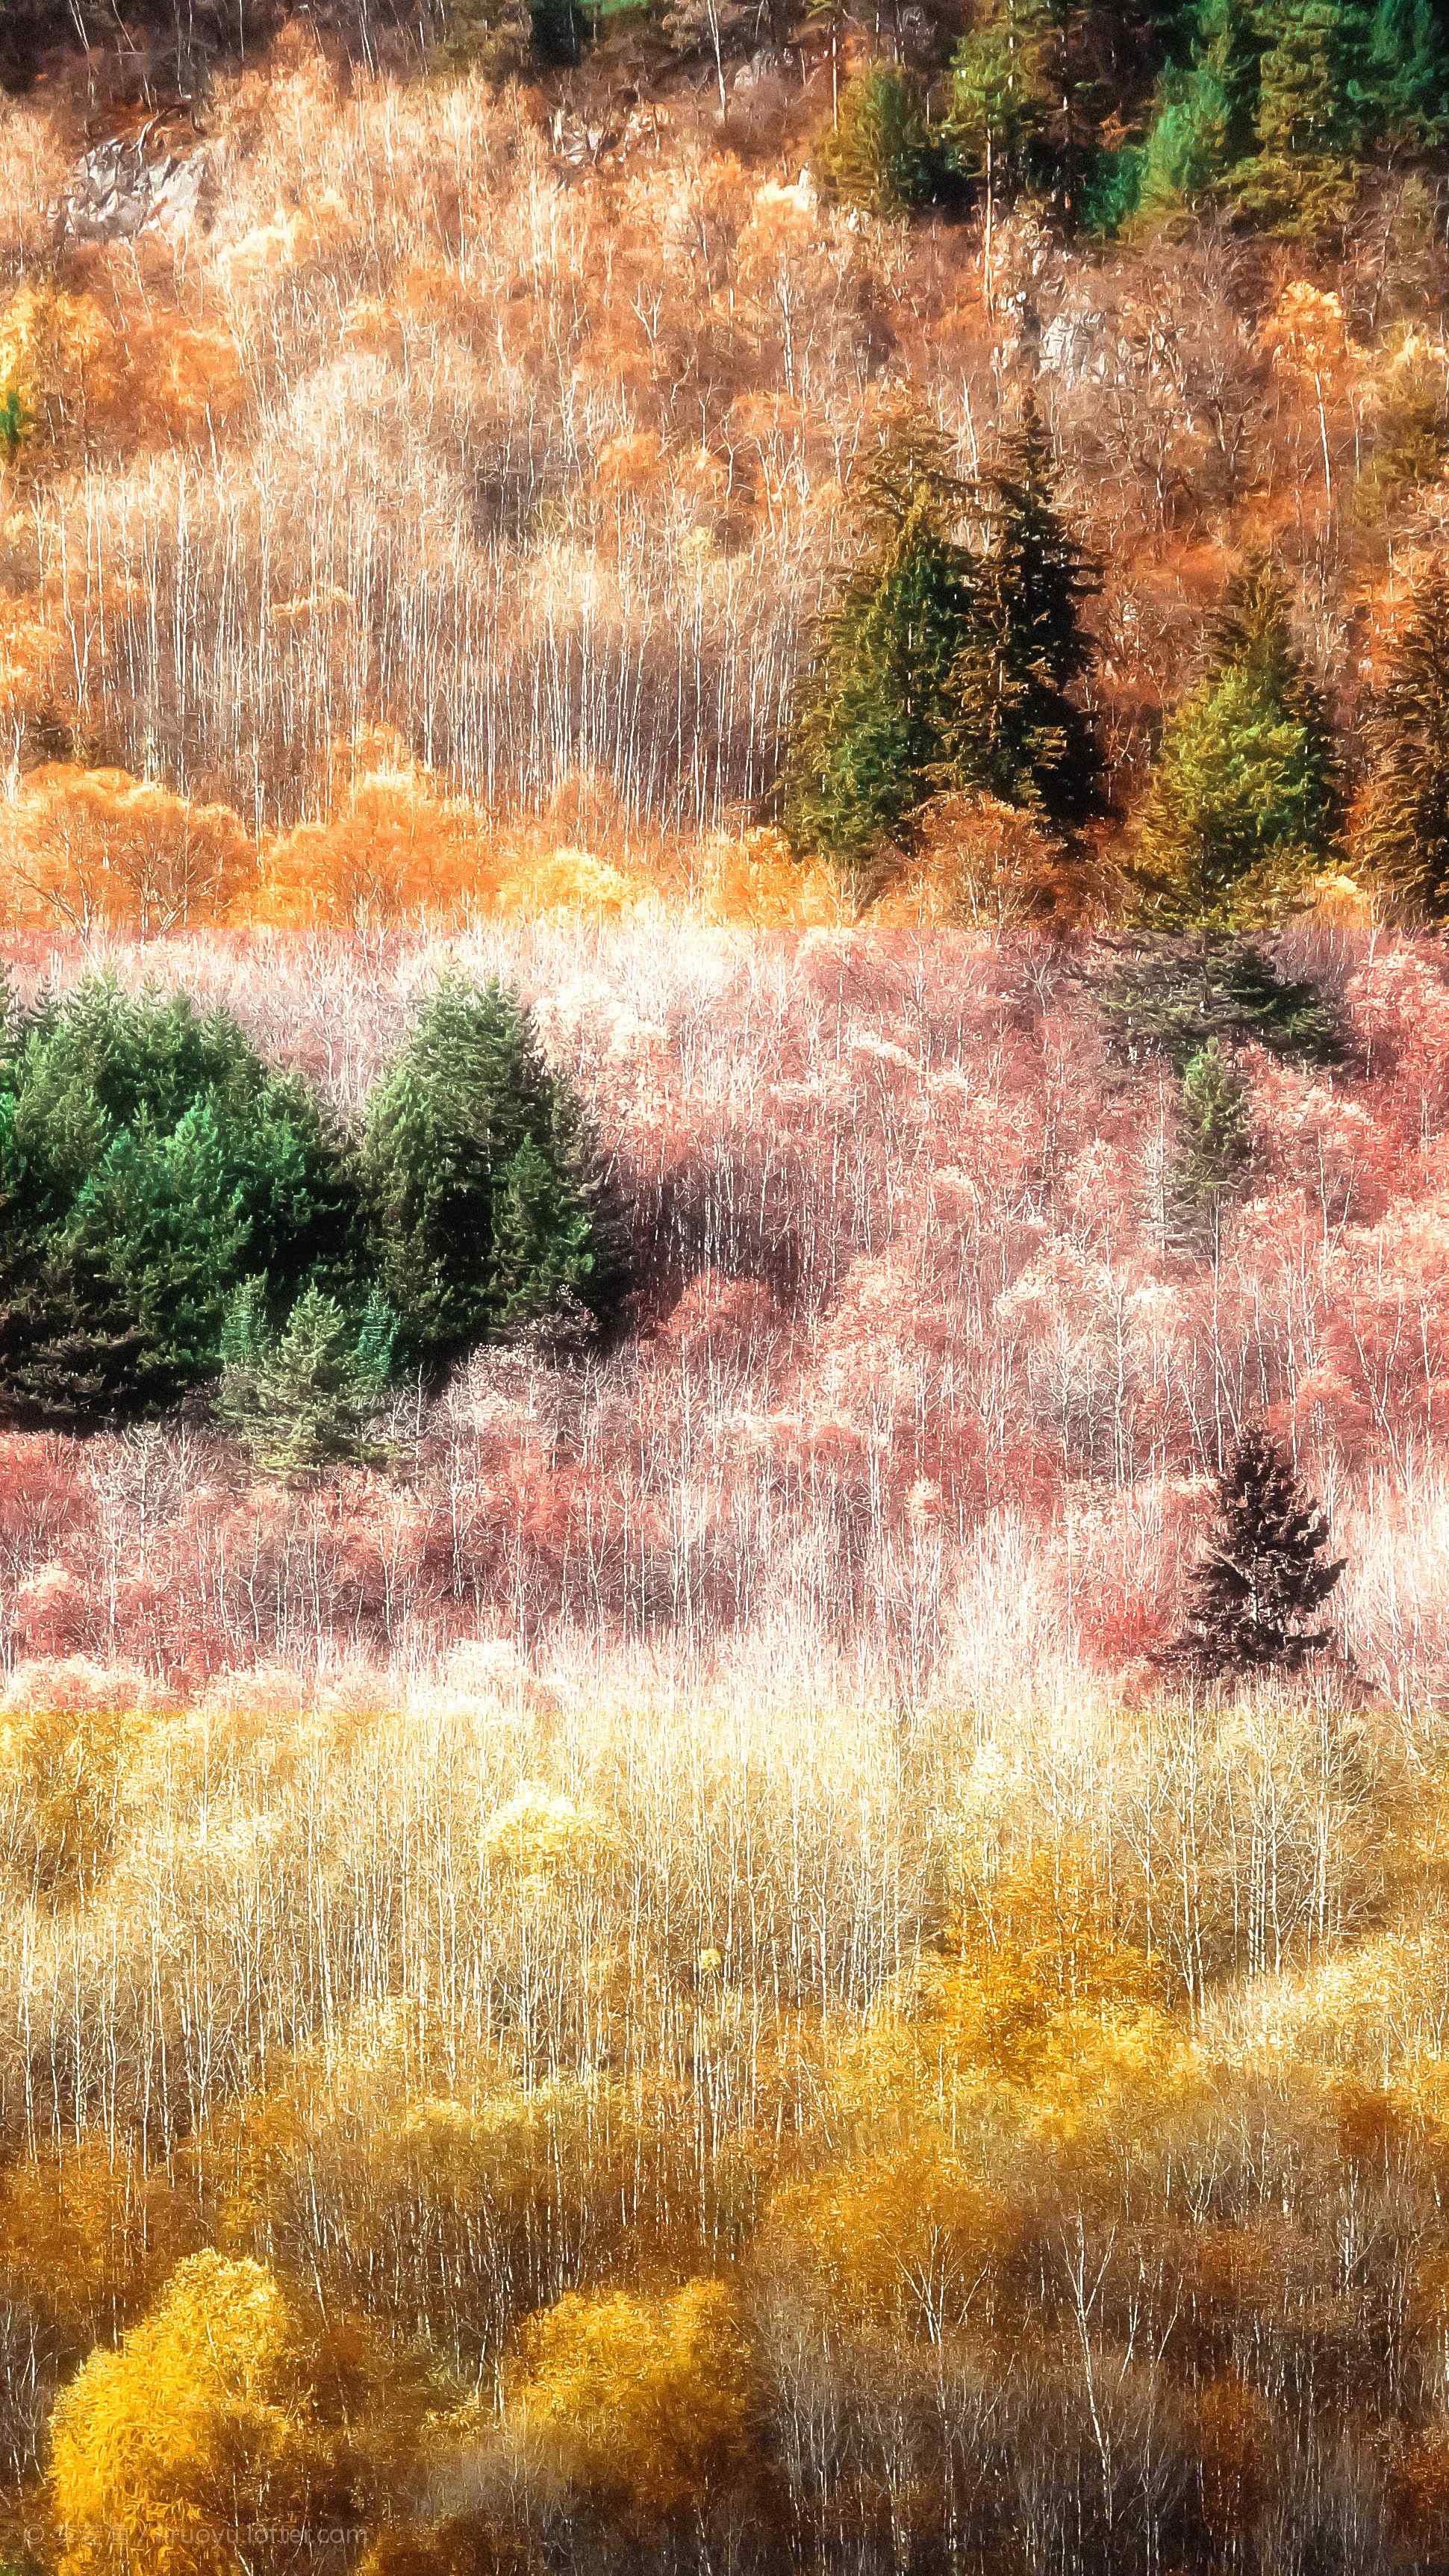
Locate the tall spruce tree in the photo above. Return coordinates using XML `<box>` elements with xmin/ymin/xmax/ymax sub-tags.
<box><xmin>1134</xmin><ymin>561</ymin><xmax>1343</xmax><ymax>933</ymax></box>
<box><xmin>782</xmin><ymin>427</ymin><xmax>979</xmax><ymax>873</ymax></box>
<box><xmin>947</xmin><ymin>404</ymin><xmax>1105</xmax><ymax>827</ymax></box>
<box><xmin>784</xmin><ymin>412</ymin><xmax>1102</xmax><ymax>871</ymax></box>
<box><xmin>947</xmin><ymin>0</ymin><xmax>1057</xmax><ymax>206</ymax></box>
<box><xmin>1359</xmin><ymin>556</ymin><xmax>1449</xmax><ymax>921</ymax></box>
<box><xmin>1171</xmin><ymin>1425</ymin><xmax>1345</xmax><ymax>1676</ymax></box>
<box><xmin>1236</xmin><ymin>0</ymin><xmax>1369</xmax><ymax>233</ymax></box>
<box><xmin>361</xmin><ymin>979</ymin><xmax>620</xmax><ymax>1369</ymax></box>
<box><xmin>1135</xmin><ymin>0</ymin><xmax>1263</xmax><ymax>217</ymax></box>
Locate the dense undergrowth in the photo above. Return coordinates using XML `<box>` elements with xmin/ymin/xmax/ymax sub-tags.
<box><xmin>4</xmin><ymin>0</ymin><xmax>1449</xmax><ymax>2566</ymax></box>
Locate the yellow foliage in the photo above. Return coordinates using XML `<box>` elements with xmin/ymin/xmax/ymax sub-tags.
<box><xmin>761</xmin><ymin>2144</ymin><xmax>1014</xmax><ymax>2345</ymax></box>
<box><xmin>0</xmin><ymin>284</ymin><xmax>122</xmax><ymax>454</ymax></box>
<box><xmin>0</xmin><ymin>2133</ymin><xmax>200</xmax><ymax>2340</ymax></box>
<box><xmin>0</xmin><ymin>765</ymin><xmax>257</xmax><ymax>937</ymax></box>
<box><xmin>49</xmin><ymin>2252</ymin><xmax>384</xmax><ymax>2576</ymax></box>
<box><xmin>493</xmin><ymin>847</ymin><xmax>640</xmax><ymax>918</ymax></box>
<box><xmin>0</xmin><ymin>1701</ymin><xmax>137</xmax><ymax>1901</ymax></box>
<box><xmin>479</xmin><ymin>1781</ymin><xmax>616</xmax><ymax>1885</ymax></box>
<box><xmin>691</xmin><ymin>826</ymin><xmax>850</xmax><ymax>926</ymax></box>
<box><xmin>508</xmin><ymin>2278</ymin><xmax>756</xmax><ymax>2522</ymax></box>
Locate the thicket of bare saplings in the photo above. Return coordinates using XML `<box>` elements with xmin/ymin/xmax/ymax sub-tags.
<box><xmin>0</xmin><ymin>913</ymin><xmax>1442</xmax><ymax>2572</ymax></box>
<box><xmin>0</xmin><ymin>26</ymin><xmax>1445</xmax><ymax>928</ymax></box>
<box><xmin>4</xmin><ymin>10</ymin><xmax>1449</xmax><ymax>2572</ymax></box>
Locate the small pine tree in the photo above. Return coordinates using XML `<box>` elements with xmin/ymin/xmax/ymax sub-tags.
<box><xmin>1133</xmin><ymin>561</ymin><xmax>1343</xmax><ymax>933</ymax></box>
<box><xmin>1171</xmin><ymin>1425</ymin><xmax>1346</xmax><ymax>1676</ymax></box>
<box><xmin>1166</xmin><ymin>1039</ymin><xmax>1254</xmax><ymax>1251</ymax></box>
<box><xmin>946</xmin><ymin>403</ymin><xmax>1105</xmax><ymax>830</ymax></box>
<box><xmin>361</xmin><ymin>979</ymin><xmax>620</xmax><ymax>1370</ymax></box>
<box><xmin>782</xmin><ymin>427</ymin><xmax>979</xmax><ymax>873</ymax></box>
<box><xmin>815</xmin><ymin>65</ymin><xmax>940</xmax><ymax>217</ymax></box>
<box><xmin>1358</xmin><ymin>557</ymin><xmax>1449</xmax><ymax>921</ymax></box>
<box><xmin>219</xmin><ymin>1281</ymin><xmax>396</xmax><ymax>1475</ymax></box>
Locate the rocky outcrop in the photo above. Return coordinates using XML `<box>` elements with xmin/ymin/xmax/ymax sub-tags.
<box><xmin>55</xmin><ymin>125</ymin><xmax>208</xmax><ymax>243</ymax></box>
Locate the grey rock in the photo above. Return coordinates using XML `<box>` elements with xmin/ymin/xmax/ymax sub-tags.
<box><xmin>56</xmin><ymin>128</ymin><xmax>208</xmax><ymax>245</ymax></box>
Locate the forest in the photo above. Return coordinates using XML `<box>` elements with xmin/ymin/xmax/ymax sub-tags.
<box><xmin>5</xmin><ymin>0</ymin><xmax>1449</xmax><ymax>2565</ymax></box>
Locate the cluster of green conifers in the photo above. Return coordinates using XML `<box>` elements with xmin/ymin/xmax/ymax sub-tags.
<box><xmin>0</xmin><ymin>977</ymin><xmax>621</xmax><ymax>1463</ymax></box>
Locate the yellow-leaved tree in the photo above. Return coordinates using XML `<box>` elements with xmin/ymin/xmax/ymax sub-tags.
<box><xmin>759</xmin><ymin>2143</ymin><xmax>1015</xmax><ymax>2347</ymax></box>
<box><xmin>505</xmin><ymin>2278</ymin><xmax>758</xmax><ymax>2528</ymax></box>
<box><xmin>49</xmin><ymin>2251</ymin><xmax>406</xmax><ymax>2576</ymax></box>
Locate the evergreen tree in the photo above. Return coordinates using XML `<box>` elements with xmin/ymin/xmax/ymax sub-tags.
<box><xmin>1171</xmin><ymin>1425</ymin><xmax>1346</xmax><ymax>1676</ymax></box>
<box><xmin>947</xmin><ymin>0</ymin><xmax>1057</xmax><ymax>205</ymax></box>
<box><xmin>1094</xmin><ymin>932</ymin><xmax>1342</xmax><ymax>1069</ymax></box>
<box><xmin>1133</xmin><ymin>561</ymin><xmax>1343</xmax><ymax>933</ymax></box>
<box><xmin>947</xmin><ymin>404</ymin><xmax>1105</xmax><ymax>829</ymax></box>
<box><xmin>782</xmin><ymin>428</ymin><xmax>979</xmax><ymax>872</ymax></box>
<box><xmin>1135</xmin><ymin>0</ymin><xmax>1262</xmax><ymax>217</ymax></box>
<box><xmin>1136</xmin><ymin>0</ymin><xmax>1444</xmax><ymax>230</ymax></box>
<box><xmin>65</xmin><ymin>1104</ymin><xmax>250</xmax><ymax>1405</ymax></box>
<box><xmin>1358</xmin><ymin>556</ymin><xmax>1449</xmax><ymax>921</ymax></box>
<box><xmin>1235</xmin><ymin>0</ymin><xmax>1370</xmax><ymax>234</ymax></box>
<box><xmin>0</xmin><ymin>980</ymin><xmax>361</xmax><ymax>1426</ymax></box>
<box><xmin>361</xmin><ymin>979</ymin><xmax>620</xmax><ymax>1370</ymax></box>
<box><xmin>1366</xmin><ymin>0</ymin><xmax>1449</xmax><ymax>149</ymax></box>
<box><xmin>816</xmin><ymin>65</ymin><xmax>940</xmax><ymax>217</ymax></box>
<box><xmin>1167</xmin><ymin>1039</ymin><xmax>1254</xmax><ymax>1250</ymax></box>
<box><xmin>218</xmin><ymin>1281</ymin><xmax>396</xmax><ymax>1475</ymax></box>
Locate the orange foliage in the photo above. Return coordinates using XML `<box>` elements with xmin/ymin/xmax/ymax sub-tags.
<box><xmin>49</xmin><ymin>2252</ymin><xmax>400</xmax><ymax>2576</ymax></box>
<box><xmin>0</xmin><ymin>765</ymin><xmax>256</xmax><ymax>936</ymax></box>
<box><xmin>255</xmin><ymin>734</ymin><xmax>490</xmax><ymax>930</ymax></box>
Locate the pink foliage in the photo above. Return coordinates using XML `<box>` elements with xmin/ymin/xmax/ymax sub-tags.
<box><xmin>4</xmin><ymin>921</ymin><xmax>1449</xmax><ymax>1701</ymax></box>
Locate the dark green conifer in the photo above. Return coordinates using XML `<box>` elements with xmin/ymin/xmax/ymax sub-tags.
<box><xmin>1359</xmin><ymin>557</ymin><xmax>1449</xmax><ymax>920</ymax></box>
<box><xmin>782</xmin><ymin>428</ymin><xmax>979</xmax><ymax>873</ymax></box>
<box><xmin>1094</xmin><ymin>933</ymin><xmax>1341</xmax><ymax>1070</ymax></box>
<box><xmin>0</xmin><ymin>980</ymin><xmax>361</xmax><ymax>1425</ymax></box>
<box><xmin>1371</xmin><ymin>0</ymin><xmax>1449</xmax><ymax>143</ymax></box>
<box><xmin>361</xmin><ymin>979</ymin><xmax>619</xmax><ymax>1369</ymax></box>
<box><xmin>946</xmin><ymin>404</ymin><xmax>1104</xmax><ymax>829</ymax></box>
<box><xmin>1167</xmin><ymin>1039</ymin><xmax>1254</xmax><ymax>1251</ymax></box>
<box><xmin>1171</xmin><ymin>1425</ymin><xmax>1345</xmax><ymax>1676</ymax></box>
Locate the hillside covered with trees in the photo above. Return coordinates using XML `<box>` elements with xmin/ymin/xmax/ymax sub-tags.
<box><xmin>5</xmin><ymin>0</ymin><xmax>1449</xmax><ymax>2569</ymax></box>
